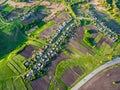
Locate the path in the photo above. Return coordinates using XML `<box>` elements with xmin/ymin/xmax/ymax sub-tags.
<box><xmin>71</xmin><ymin>57</ymin><xmax>120</xmax><ymax>90</ymax></box>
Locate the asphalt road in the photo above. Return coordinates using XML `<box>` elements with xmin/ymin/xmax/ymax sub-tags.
<box><xmin>71</xmin><ymin>57</ymin><xmax>120</xmax><ymax>90</ymax></box>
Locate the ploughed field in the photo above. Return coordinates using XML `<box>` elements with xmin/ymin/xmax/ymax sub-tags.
<box><xmin>80</xmin><ymin>66</ymin><xmax>120</xmax><ymax>90</ymax></box>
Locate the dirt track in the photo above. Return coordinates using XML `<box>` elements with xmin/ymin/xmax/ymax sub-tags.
<box><xmin>80</xmin><ymin>66</ymin><xmax>120</xmax><ymax>90</ymax></box>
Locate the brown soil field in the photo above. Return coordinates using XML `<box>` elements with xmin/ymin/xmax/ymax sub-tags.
<box><xmin>80</xmin><ymin>66</ymin><xmax>120</xmax><ymax>90</ymax></box>
<box><xmin>73</xmin><ymin>28</ymin><xmax>84</xmax><ymax>41</ymax></box>
<box><xmin>68</xmin><ymin>27</ymin><xmax>94</xmax><ymax>55</ymax></box>
<box><xmin>105</xmin><ymin>38</ymin><xmax>113</xmax><ymax>46</ymax></box>
<box><xmin>53</xmin><ymin>12</ymin><xmax>70</xmax><ymax>24</ymax></box>
<box><xmin>69</xmin><ymin>39</ymin><xmax>87</xmax><ymax>54</ymax></box>
<box><xmin>92</xmin><ymin>33</ymin><xmax>99</xmax><ymax>38</ymax></box>
<box><xmin>97</xmin><ymin>38</ymin><xmax>106</xmax><ymax>47</ymax></box>
<box><xmin>31</xmin><ymin>76</ymin><xmax>50</xmax><ymax>90</ymax></box>
<box><xmin>47</xmin><ymin>53</ymin><xmax>69</xmax><ymax>76</ymax></box>
<box><xmin>72</xmin><ymin>66</ymin><xmax>83</xmax><ymax>76</ymax></box>
<box><xmin>39</xmin><ymin>24</ymin><xmax>57</xmax><ymax>40</ymax></box>
<box><xmin>19</xmin><ymin>45</ymin><xmax>34</xmax><ymax>59</ymax></box>
<box><xmin>61</xmin><ymin>69</ymin><xmax>79</xmax><ymax>87</ymax></box>
<box><xmin>97</xmin><ymin>37</ymin><xmax>113</xmax><ymax>47</ymax></box>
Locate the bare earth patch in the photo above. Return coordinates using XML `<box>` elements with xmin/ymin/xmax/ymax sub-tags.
<box><xmin>97</xmin><ymin>37</ymin><xmax>113</xmax><ymax>47</ymax></box>
<box><xmin>31</xmin><ymin>76</ymin><xmax>50</xmax><ymax>90</ymax></box>
<box><xmin>19</xmin><ymin>45</ymin><xmax>34</xmax><ymax>59</ymax></box>
<box><xmin>80</xmin><ymin>67</ymin><xmax>120</xmax><ymax>90</ymax></box>
<box><xmin>47</xmin><ymin>53</ymin><xmax>69</xmax><ymax>76</ymax></box>
<box><xmin>73</xmin><ymin>27</ymin><xmax>84</xmax><ymax>41</ymax></box>
<box><xmin>53</xmin><ymin>12</ymin><xmax>71</xmax><ymax>24</ymax></box>
<box><xmin>61</xmin><ymin>69</ymin><xmax>79</xmax><ymax>87</ymax></box>
<box><xmin>73</xmin><ymin>66</ymin><xmax>83</xmax><ymax>76</ymax></box>
<box><xmin>39</xmin><ymin>24</ymin><xmax>57</xmax><ymax>40</ymax></box>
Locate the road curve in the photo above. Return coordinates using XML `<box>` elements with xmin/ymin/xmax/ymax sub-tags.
<box><xmin>71</xmin><ymin>57</ymin><xmax>120</xmax><ymax>90</ymax></box>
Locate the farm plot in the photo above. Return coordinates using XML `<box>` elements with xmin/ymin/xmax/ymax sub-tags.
<box><xmin>72</xmin><ymin>66</ymin><xmax>83</xmax><ymax>76</ymax></box>
<box><xmin>31</xmin><ymin>76</ymin><xmax>50</xmax><ymax>90</ymax></box>
<box><xmin>53</xmin><ymin>12</ymin><xmax>71</xmax><ymax>24</ymax></box>
<box><xmin>19</xmin><ymin>45</ymin><xmax>35</xmax><ymax>59</ymax></box>
<box><xmin>73</xmin><ymin>28</ymin><xmax>84</xmax><ymax>41</ymax></box>
<box><xmin>39</xmin><ymin>24</ymin><xmax>57</xmax><ymax>40</ymax></box>
<box><xmin>97</xmin><ymin>37</ymin><xmax>113</xmax><ymax>47</ymax></box>
<box><xmin>47</xmin><ymin>53</ymin><xmax>69</xmax><ymax>76</ymax></box>
<box><xmin>80</xmin><ymin>66</ymin><xmax>120</xmax><ymax>90</ymax></box>
<box><xmin>60</xmin><ymin>66</ymin><xmax>83</xmax><ymax>88</ymax></box>
<box><xmin>68</xmin><ymin>27</ymin><xmax>95</xmax><ymax>55</ymax></box>
<box><xmin>61</xmin><ymin>68</ymin><xmax>81</xmax><ymax>87</ymax></box>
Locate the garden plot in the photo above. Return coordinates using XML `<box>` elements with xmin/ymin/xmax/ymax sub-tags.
<box><xmin>39</xmin><ymin>24</ymin><xmax>57</xmax><ymax>40</ymax></box>
<box><xmin>19</xmin><ymin>45</ymin><xmax>34</xmax><ymax>59</ymax></box>
<box><xmin>97</xmin><ymin>37</ymin><xmax>113</xmax><ymax>47</ymax></box>
<box><xmin>53</xmin><ymin>12</ymin><xmax>71</xmax><ymax>24</ymax></box>
<box><xmin>61</xmin><ymin>69</ymin><xmax>79</xmax><ymax>87</ymax></box>
<box><xmin>72</xmin><ymin>66</ymin><xmax>83</xmax><ymax>76</ymax></box>
<box><xmin>31</xmin><ymin>76</ymin><xmax>50</xmax><ymax>90</ymax></box>
<box><xmin>47</xmin><ymin>53</ymin><xmax>69</xmax><ymax>76</ymax></box>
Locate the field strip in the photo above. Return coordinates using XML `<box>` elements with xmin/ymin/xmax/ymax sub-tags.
<box><xmin>7</xmin><ymin>63</ymin><xmax>19</xmax><ymax>75</ymax></box>
<box><xmin>9</xmin><ymin>60</ymin><xmax>22</xmax><ymax>73</ymax></box>
<box><xmin>6</xmin><ymin>79</ymin><xmax>14</xmax><ymax>90</ymax></box>
<box><xmin>12</xmin><ymin>59</ymin><xmax>26</xmax><ymax>71</ymax></box>
<box><xmin>13</xmin><ymin>78</ymin><xmax>27</xmax><ymax>90</ymax></box>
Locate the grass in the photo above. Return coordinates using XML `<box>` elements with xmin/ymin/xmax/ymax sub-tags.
<box><xmin>27</xmin><ymin>39</ymin><xmax>46</xmax><ymax>48</ymax></box>
<box><xmin>49</xmin><ymin>81</ymin><xmax>59</xmax><ymax>90</ymax></box>
<box><xmin>3</xmin><ymin>4</ymin><xmax>14</xmax><ymax>12</ymax></box>
<box><xmin>13</xmin><ymin>78</ymin><xmax>26</xmax><ymax>90</ymax></box>
<box><xmin>5</xmin><ymin>79</ymin><xmax>14</xmax><ymax>90</ymax></box>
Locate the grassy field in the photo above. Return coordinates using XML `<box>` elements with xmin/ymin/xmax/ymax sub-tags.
<box><xmin>0</xmin><ymin>54</ymin><xmax>31</xmax><ymax>90</ymax></box>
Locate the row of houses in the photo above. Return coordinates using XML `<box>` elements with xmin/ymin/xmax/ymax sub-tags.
<box><xmin>25</xmin><ymin>20</ymin><xmax>76</xmax><ymax>80</ymax></box>
<box><xmin>90</xmin><ymin>11</ymin><xmax>118</xmax><ymax>42</ymax></box>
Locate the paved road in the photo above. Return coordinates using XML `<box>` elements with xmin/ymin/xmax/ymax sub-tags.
<box><xmin>71</xmin><ymin>57</ymin><xmax>120</xmax><ymax>90</ymax></box>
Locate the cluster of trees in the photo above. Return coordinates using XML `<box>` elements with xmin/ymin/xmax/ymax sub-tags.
<box><xmin>99</xmin><ymin>0</ymin><xmax>120</xmax><ymax>17</ymax></box>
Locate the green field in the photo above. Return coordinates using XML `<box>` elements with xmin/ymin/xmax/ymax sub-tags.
<box><xmin>0</xmin><ymin>55</ymin><xmax>31</xmax><ymax>90</ymax></box>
